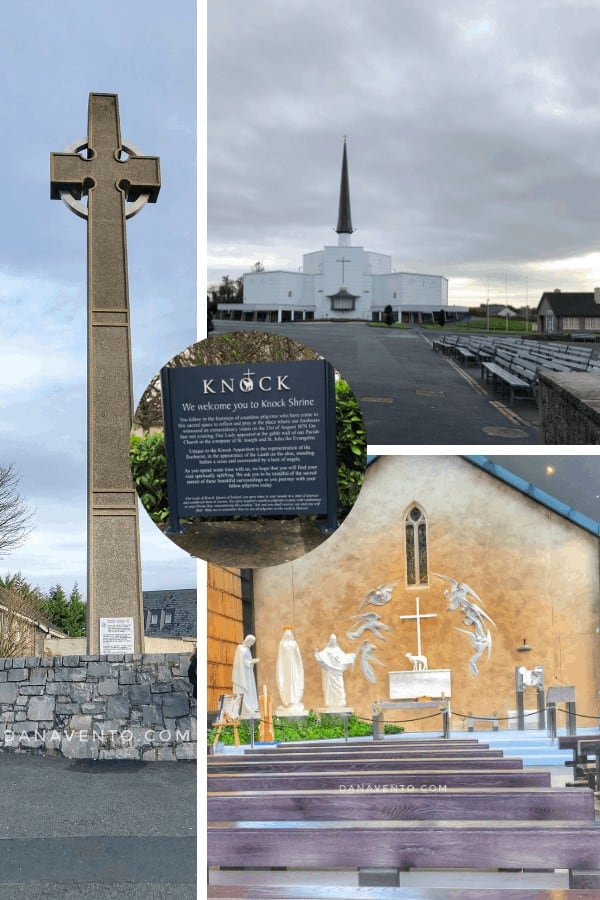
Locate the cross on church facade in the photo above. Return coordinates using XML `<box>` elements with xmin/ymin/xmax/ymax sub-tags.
<box><xmin>400</xmin><ymin>595</ymin><xmax>437</xmax><ymax>658</ymax></box>
<box><xmin>336</xmin><ymin>256</ymin><xmax>351</xmax><ymax>284</ymax></box>
<box><xmin>50</xmin><ymin>93</ymin><xmax>161</xmax><ymax>654</ymax></box>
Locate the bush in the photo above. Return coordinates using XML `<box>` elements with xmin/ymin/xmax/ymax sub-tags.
<box><xmin>130</xmin><ymin>433</ymin><xmax>169</xmax><ymax>524</ymax></box>
<box><xmin>335</xmin><ymin>379</ymin><xmax>367</xmax><ymax>519</ymax></box>
<box><xmin>208</xmin><ymin>710</ymin><xmax>403</xmax><ymax>745</ymax></box>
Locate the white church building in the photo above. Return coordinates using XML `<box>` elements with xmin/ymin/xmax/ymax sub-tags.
<box><xmin>218</xmin><ymin>142</ymin><xmax>459</xmax><ymax>324</ymax></box>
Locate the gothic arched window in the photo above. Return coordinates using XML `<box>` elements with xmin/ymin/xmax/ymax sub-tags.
<box><xmin>405</xmin><ymin>504</ymin><xmax>428</xmax><ymax>586</ymax></box>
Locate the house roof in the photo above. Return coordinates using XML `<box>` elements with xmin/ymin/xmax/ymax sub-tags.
<box><xmin>143</xmin><ymin>588</ymin><xmax>197</xmax><ymax>638</ymax></box>
<box><xmin>365</xmin><ymin>456</ymin><xmax>600</xmax><ymax>536</ymax></box>
<box><xmin>0</xmin><ymin>587</ymin><xmax>68</xmax><ymax>637</ymax></box>
<box><xmin>538</xmin><ymin>291</ymin><xmax>600</xmax><ymax>316</ymax></box>
<box><xmin>466</xmin><ymin>456</ymin><xmax>600</xmax><ymax>536</ymax></box>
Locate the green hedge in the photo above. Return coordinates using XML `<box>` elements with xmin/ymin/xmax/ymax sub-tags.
<box><xmin>208</xmin><ymin>710</ymin><xmax>404</xmax><ymax>745</ymax></box>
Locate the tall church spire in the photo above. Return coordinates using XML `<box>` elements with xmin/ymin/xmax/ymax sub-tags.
<box><xmin>335</xmin><ymin>138</ymin><xmax>354</xmax><ymax>240</ymax></box>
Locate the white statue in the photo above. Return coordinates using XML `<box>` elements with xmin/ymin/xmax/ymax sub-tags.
<box><xmin>358</xmin><ymin>640</ymin><xmax>386</xmax><ymax>684</ymax></box>
<box><xmin>232</xmin><ymin>634</ymin><xmax>260</xmax><ymax>719</ymax></box>
<box><xmin>433</xmin><ymin>573</ymin><xmax>495</xmax><ymax>677</ymax></box>
<box><xmin>275</xmin><ymin>627</ymin><xmax>305</xmax><ymax>715</ymax></box>
<box><xmin>315</xmin><ymin>634</ymin><xmax>356</xmax><ymax>709</ymax></box>
<box><xmin>518</xmin><ymin>665</ymin><xmax>544</xmax><ymax>689</ymax></box>
<box><xmin>357</xmin><ymin>583</ymin><xmax>396</xmax><ymax>612</ymax></box>
<box><xmin>405</xmin><ymin>651</ymin><xmax>428</xmax><ymax>671</ymax></box>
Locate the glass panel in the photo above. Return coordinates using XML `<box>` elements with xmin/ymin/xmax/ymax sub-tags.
<box><xmin>406</xmin><ymin>523</ymin><xmax>415</xmax><ymax>584</ymax></box>
<box><xmin>418</xmin><ymin>522</ymin><xmax>428</xmax><ymax>584</ymax></box>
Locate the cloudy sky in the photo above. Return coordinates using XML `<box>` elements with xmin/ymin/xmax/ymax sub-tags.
<box><xmin>208</xmin><ymin>0</ymin><xmax>600</xmax><ymax>309</ymax></box>
<box><xmin>0</xmin><ymin>1</ymin><xmax>198</xmax><ymax>594</ymax></box>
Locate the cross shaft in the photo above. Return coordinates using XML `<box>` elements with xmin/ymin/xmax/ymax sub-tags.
<box><xmin>50</xmin><ymin>93</ymin><xmax>161</xmax><ymax>654</ymax></box>
<box><xmin>400</xmin><ymin>595</ymin><xmax>437</xmax><ymax>658</ymax></box>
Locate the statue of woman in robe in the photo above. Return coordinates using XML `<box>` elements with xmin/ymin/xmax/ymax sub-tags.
<box><xmin>275</xmin><ymin>627</ymin><xmax>305</xmax><ymax>716</ymax></box>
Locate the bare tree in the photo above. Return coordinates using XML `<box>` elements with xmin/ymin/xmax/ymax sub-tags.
<box><xmin>0</xmin><ymin>465</ymin><xmax>33</xmax><ymax>558</ymax></box>
<box><xmin>133</xmin><ymin>333</ymin><xmax>321</xmax><ymax>432</ymax></box>
<box><xmin>0</xmin><ymin>586</ymin><xmax>45</xmax><ymax>657</ymax></box>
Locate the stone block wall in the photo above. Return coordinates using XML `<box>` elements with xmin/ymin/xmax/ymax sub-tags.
<box><xmin>0</xmin><ymin>653</ymin><xmax>196</xmax><ymax>761</ymax></box>
<box><xmin>539</xmin><ymin>371</ymin><xmax>600</xmax><ymax>443</ymax></box>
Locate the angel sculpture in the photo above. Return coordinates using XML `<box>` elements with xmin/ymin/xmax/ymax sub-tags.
<box><xmin>454</xmin><ymin>627</ymin><xmax>492</xmax><ymax>676</ymax></box>
<box><xmin>347</xmin><ymin>612</ymin><xmax>392</xmax><ymax>642</ymax></box>
<box><xmin>357</xmin><ymin>583</ymin><xmax>396</xmax><ymax>612</ymax></box>
<box><xmin>433</xmin><ymin>573</ymin><xmax>495</xmax><ymax>677</ymax></box>
<box><xmin>357</xmin><ymin>640</ymin><xmax>386</xmax><ymax>684</ymax></box>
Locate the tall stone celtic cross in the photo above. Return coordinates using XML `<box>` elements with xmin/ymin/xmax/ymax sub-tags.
<box><xmin>50</xmin><ymin>93</ymin><xmax>161</xmax><ymax>654</ymax></box>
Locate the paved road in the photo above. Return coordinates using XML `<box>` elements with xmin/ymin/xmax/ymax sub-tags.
<box><xmin>0</xmin><ymin>753</ymin><xmax>196</xmax><ymax>898</ymax></box>
<box><xmin>211</xmin><ymin>321</ymin><xmax>540</xmax><ymax>446</ymax></box>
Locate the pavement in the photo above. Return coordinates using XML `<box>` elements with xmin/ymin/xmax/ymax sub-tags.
<box><xmin>0</xmin><ymin>753</ymin><xmax>197</xmax><ymax>899</ymax></box>
<box><xmin>211</xmin><ymin>320</ymin><xmax>543</xmax><ymax>446</ymax></box>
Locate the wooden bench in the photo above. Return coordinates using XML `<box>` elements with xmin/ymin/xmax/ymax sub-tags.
<box><xmin>207</xmin><ymin>754</ymin><xmax>525</xmax><ymax>774</ymax></box>
<box><xmin>570</xmin><ymin>332</ymin><xmax>597</xmax><ymax>342</ymax></box>
<box><xmin>208</xmin><ymin>737</ymin><xmax>600</xmax><ymax>890</ymax></box>
<box><xmin>209</xmin><ymin>785</ymin><xmax>594</xmax><ymax>822</ymax></box>
<box><xmin>208</xmin><ymin>820</ymin><xmax>600</xmax><ymax>888</ymax></box>
<box><xmin>480</xmin><ymin>361</ymin><xmax>533</xmax><ymax>405</ymax></box>
<box><xmin>207</xmin><ymin>884</ymin><xmax>598</xmax><ymax>900</ymax></box>
<box><xmin>235</xmin><ymin>747</ymin><xmax>504</xmax><ymax>762</ymax></box>
<box><xmin>455</xmin><ymin>345</ymin><xmax>478</xmax><ymax>366</ymax></box>
<box><xmin>208</xmin><ymin>888</ymin><xmax>600</xmax><ymax>899</ymax></box>
<box><xmin>208</xmin><ymin>767</ymin><xmax>553</xmax><ymax>792</ymax></box>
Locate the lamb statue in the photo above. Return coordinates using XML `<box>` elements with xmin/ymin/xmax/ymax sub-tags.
<box><xmin>405</xmin><ymin>651</ymin><xmax>428</xmax><ymax>672</ymax></box>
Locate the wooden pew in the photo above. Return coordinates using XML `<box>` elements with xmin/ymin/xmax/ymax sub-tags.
<box><xmin>208</xmin><ymin>736</ymin><xmax>600</xmax><ymax>890</ymax></box>
<box><xmin>208</xmin><ymin>888</ymin><xmax>600</xmax><ymax>899</ymax></box>
<box><xmin>234</xmin><ymin>747</ymin><xmax>505</xmax><ymax>763</ymax></box>
<box><xmin>244</xmin><ymin>738</ymin><xmax>488</xmax><ymax>753</ymax></box>
<box><xmin>207</xmin><ymin>754</ymin><xmax>524</xmax><ymax>774</ymax></box>
<box><xmin>208</xmin><ymin>768</ymin><xmax>552</xmax><ymax>792</ymax></box>
<box><xmin>208</xmin><ymin>820</ymin><xmax>600</xmax><ymax>888</ymax></box>
<box><xmin>209</xmin><ymin>785</ymin><xmax>594</xmax><ymax>822</ymax></box>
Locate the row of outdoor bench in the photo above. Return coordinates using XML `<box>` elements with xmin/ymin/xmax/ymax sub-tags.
<box><xmin>207</xmin><ymin>736</ymin><xmax>600</xmax><ymax>895</ymax></box>
<box><xmin>433</xmin><ymin>335</ymin><xmax>599</xmax><ymax>406</ymax></box>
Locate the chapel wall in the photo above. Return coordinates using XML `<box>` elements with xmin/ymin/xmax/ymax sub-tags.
<box><xmin>252</xmin><ymin>456</ymin><xmax>600</xmax><ymax>732</ymax></box>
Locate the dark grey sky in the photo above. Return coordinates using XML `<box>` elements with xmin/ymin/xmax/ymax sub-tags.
<box><xmin>486</xmin><ymin>455</ymin><xmax>600</xmax><ymax>525</ymax></box>
<box><xmin>208</xmin><ymin>1</ymin><xmax>600</xmax><ymax>308</ymax></box>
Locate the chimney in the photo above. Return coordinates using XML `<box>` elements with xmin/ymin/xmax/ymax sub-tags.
<box><xmin>594</xmin><ymin>286</ymin><xmax>600</xmax><ymax>305</ymax></box>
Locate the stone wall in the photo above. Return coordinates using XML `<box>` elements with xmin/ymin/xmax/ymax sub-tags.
<box><xmin>539</xmin><ymin>371</ymin><xmax>600</xmax><ymax>443</ymax></box>
<box><xmin>0</xmin><ymin>653</ymin><xmax>196</xmax><ymax>761</ymax></box>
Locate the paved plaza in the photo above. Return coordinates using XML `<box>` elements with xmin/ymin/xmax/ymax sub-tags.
<box><xmin>0</xmin><ymin>753</ymin><xmax>196</xmax><ymax>898</ymax></box>
<box><xmin>212</xmin><ymin>321</ymin><xmax>544</xmax><ymax>445</ymax></box>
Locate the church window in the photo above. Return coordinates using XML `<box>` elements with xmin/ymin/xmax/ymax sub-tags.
<box><xmin>393</xmin><ymin>292</ymin><xmax>397</xmax><ymax>299</ymax></box>
<box><xmin>405</xmin><ymin>504</ymin><xmax>428</xmax><ymax>586</ymax></box>
<box><xmin>288</xmin><ymin>291</ymin><xmax>292</xmax><ymax>297</ymax></box>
